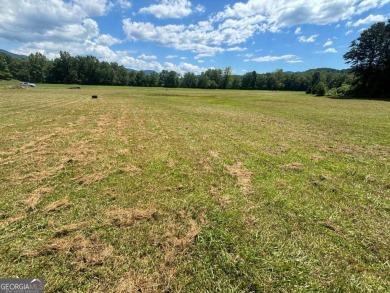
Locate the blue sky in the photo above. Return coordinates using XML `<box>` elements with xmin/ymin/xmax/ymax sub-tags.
<box><xmin>0</xmin><ymin>0</ymin><xmax>389</xmax><ymax>74</ymax></box>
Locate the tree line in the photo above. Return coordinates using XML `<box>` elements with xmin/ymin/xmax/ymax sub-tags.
<box><xmin>1</xmin><ymin>20</ymin><xmax>388</xmax><ymax>97</ymax></box>
<box><xmin>0</xmin><ymin>50</ymin><xmax>352</xmax><ymax>94</ymax></box>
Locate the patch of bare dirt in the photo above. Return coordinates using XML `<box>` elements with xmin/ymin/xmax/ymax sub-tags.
<box><xmin>226</xmin><ymin>161</ymin><xmax>254</xmax><ymax>195</ymax></box>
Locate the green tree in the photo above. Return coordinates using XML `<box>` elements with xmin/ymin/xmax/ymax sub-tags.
<box><xmin>241</xmin><ymin>71</ymin><xmax>257</xmax><ymax>89</ymax></box>
<box><xmin>48</xmin><ymin>51</ymin><xmax>78</xmax><ymax>84</ymax></box>
<box><xmin>182</xmin><ymin>72</ymin><xmax>198</xmax><ymax>88</ymax></box>
<box><xmin>0</xmin><ymin>53</ymin><xmax>13</xmax><ymax>80</ymax></box>
<box><xmin>221</xmin><ymin>66</ymin><xmax>233</xmax><ymax>89</ymax></box>
<box><xmin>198</xmin><ymin>72</ymin><xmax>211</xmax><ymax>88</ymax></box>
<box><xmin>28</xmin><ymin>52</ymin><xmax>48</xmax><ymax>83</ymax></box>
<box><xmin>165</xmin><ymin>71</ymin><xmax>179</xmax><ymax>88</ymax></box>
<box><xmin>147</xmin><ymin>72</ymin><xmax>160</xmax><ymax>87</ymax></box>
<box><xmin>343</xmin><ymin>20</ymin><xmax>390</xmax><ymax>96</ymax></box>
<box><xmin>136</xmin><ymin>71</ymin><xmax>147</xmax><ymax>86</ymax></box>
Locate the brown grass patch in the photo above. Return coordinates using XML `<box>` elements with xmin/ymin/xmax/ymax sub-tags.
<box><xmin>31</xmin><ymin>235</ymin><xmax>114</xmax><ymax>266</ymax></box>
<box><xmin>54</xmin><ymin>221</ymin><xmax>92</xmax><ymax>237</ymax></box>
<box><xmin>281</xmin><ymin>162</ymin><xmax>304</xmax><ymax>172</ymax></box>
<box><xmin>106</xmin><ymin>208</ymin><xmax>157</xmax><ymax>227</ymax></box>
<box><xmin>218</xmin><ymin>195</ymin><xmax>232</xmax><ymax>208</ymax></box>
<box><xmin>64</xmin><ymin>141</ymin><xmax>99</xmax><ymax>167</ymax></box>
<box><xmin>74</xmin><ymin>172</ymin><xmax>109</xmax><ymax>185</ymax></box>
<box><xmin>226</xmin><ymin>161</ymin><xmax>254</xmax><ymax>195</ymax></box>
<box><xmin>209</xmin><ymin>150</ymin><xmax>220</xmax><ymax>159</ymax></box>
<box><xmin>0</xmin><ymin>213</ymin><xmax>26</xmax><ymax>227</ymax></box>
<box><xmin>43</xmin><ymin>198</ymin><xmax>72</xmax><ymax>212</ymax></box>
<box><xmin>13</xmin><ymin>162</ymin><xmax>65</xmax><ymax>183</ymax></box>
<box><xmin>120</xmin><ymin>164</ymin><xmax>143</xmax><ymax>175</ymax></box>
<box><xmin>24</xmin><ymin>186</ymin><xmax>54</xmax><ymax>210</ymax></box>
<box><xmin>161</xmin><ymin>211</ymin><xmax>204</xmax><ymax>250</ymax></box>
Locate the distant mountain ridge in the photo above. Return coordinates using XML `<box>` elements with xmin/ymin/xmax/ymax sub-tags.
<box><xmin>0</xmin><ymin>49</ymin><xmax>28</xmax><ymax>59</ymax></box>
<box><xmin>127</xmin><ymin>68</ymin><xmax>157</xmax><ymax>75</ymax></box>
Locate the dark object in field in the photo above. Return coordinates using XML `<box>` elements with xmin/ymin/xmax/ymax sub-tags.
<box><xmin>92</xmin><ymin>95</ymin><xmax>98</xmax><ymax>99</ymax></box>
<box><xmin>68</xmin><ymin>86</ymin><xmax>81</xmax><ymax>89</ymax></box>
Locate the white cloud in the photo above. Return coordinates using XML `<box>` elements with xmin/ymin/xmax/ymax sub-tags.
<box><xmin>294</xmin><ymin>27</ymin><xmax>302</xmax><ymax>34</ymax></box>
<box><xmin>317</xmin><ymin>48</ymin><xmax>338</xmax><ymax>53</ymax></box>
<box><xmin>0</xmin><ymin>0</ymin><xmax>105</xmax><ymax>44</ymax></box>
<box><xmin>345</xmin><ymin>30</ymin><xmax>354</xmax><ymax>35</ymax></box>
<box><xmin>95</xmin><ymin>34</ymin><xmax>121</xmax><ymax>46</ymax></box>
<box><xmin>138</xmin><ymin>54</ymin><xmax>157</xmax><ymax>60</ymax></box>
<box><xmin>123</xmin><ymin>18</ymin><xmax>226</xmax><ymax>57</ymax></box>
<box><xmin>117</xmin><ymin>0</ymin><xmax>132</xmax><ymax>10</ymax></box>
<box><xmin>74</xmin><ymin>0</ymin><xmax>111</xmax><ymax>16</ymax></box>
<box><xmin>213</xmin><ymin>0</ymin><xmax>358</xmax><ymax>28</ymax></box>
<box><xmin>347</xmin><ymin>14</ymin><xmax>386</xmax><ymax>27</ymax></box>
<box><xmin>139</xmin><ymin>0</ymin><xmax>193</xmax><ymax>19</ymax></box>
<box><xmin>323</xmin><ymin>39</ymin><xmax>333</xmax><ymax>47</ymax></box>
<box><xmin>357</xmin><ymin>0</ymin><xmax>390</xmax><ymax>13</ymax></box>
<box><xmin>226</xmin><ymin>46</ymin><xmax>247</xmax><ymax>52</ymax></box>
<box><xmin>286</xmin><ymin>59</ymin><xmax>303</xmax><ymax>63</ymax></box>
<box><xmin>298</xmin><ymin>34</ymin><xmax>318</xmax><ymax>43</ymax></box>
<box><xmin>246</xmin><ymin>54</ymin><xmax>301</xmax><ymax>63</ymax></box>
<box><xmin>164</xmin><ymin>62</ymin><xmax>207</xmax><ymax>74</ymax></box>
<box><xmin>195</xmin><ymin>4</ymin><xmax>205</xmax><ymax>13</ymax></box>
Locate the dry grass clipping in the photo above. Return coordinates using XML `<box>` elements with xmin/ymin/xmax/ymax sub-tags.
<box><xmin>43</xmin><ymin>198</ymin><xmax>72</xmax><ymax>212</ymax></box>
<box><xmin>54</xmin><ymin>221</ymin><xmax>92</xmax><ymax>237</ymax></box>
<box><xmin>74</xmin><ymin>172</ymin><xmax>109</xmax><ymax>185</ymax></box>
<box><xmin>106</xmin><ymin>208</ymin><xmax>157</xmax><ymax>227</ymax></box>
<box><xmin>24</xmin><ymin>186</ymin><xmax>54</xmax><ymax>210</ymax></box>
<box><xmin>0</xmin><ymin>213</ymin><xmax>26</xmax><ymax>228</ymax></box>
<box><xmin>31</xmin><ymin>235</ymin><xmax>114</xmax><ymax>266</ymax></box>
<box><xmin>281</xmin><ymin>162</ymin><xmax>304</xmax><ymax>172</ymax></box>
<box><xmin>226</xmin><ymin>161</ymin><xmax>254</xmax><ymax>195</ymax></box>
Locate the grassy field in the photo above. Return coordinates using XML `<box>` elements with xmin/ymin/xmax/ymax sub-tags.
<box><xmin>0</xmin><ymin>81</ymin><xmax>389</xmax><ymax>292</ymax></box>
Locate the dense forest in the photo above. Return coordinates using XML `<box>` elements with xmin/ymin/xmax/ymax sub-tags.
<box><xmin>0</xmin><ymin>50</ymin><xmax>352</xmax><ymax>96</ymax></box>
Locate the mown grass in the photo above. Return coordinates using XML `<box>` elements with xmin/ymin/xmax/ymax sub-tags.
<box><xmin>0</xmin><ymin>83</ymin><xmax>389</xmax><ymax>292</ymax></box>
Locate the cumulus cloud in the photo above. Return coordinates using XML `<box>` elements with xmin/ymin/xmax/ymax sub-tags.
<box><xmin>213</xmin><ymin>0</ymin><xmax>358</xmax><ymax>28</ymax></box>
<box><xmin>123</xmin><ymin>18</ymin><xmax>236</xmax><ymax>57</ymax></box>
<box><xmin>138</xmin><ymin>54</ymin><xmax>157</xmax><ymax>60</ymax></box>
<box><xmin>139</xmin><ymin>0</ymin><xmax>193</xmax><ymax>19</ymax></box>
<box><xmin>0</xmin><ymin>0</ymin><xmax>105</xmax><ymax>43</ymax></box>
<box><xmin>164</xmin><ymin>61</ymin><xmax>207</xmax><ymax>74</ymax></box>
<box><xmin>74</xmin><ymin>0</ymin><xmax>111</xmax><ymax>16</ymax></box>
<box><xmin>323</xmin><ymin>39</ymin><xmax>333</xmax><ymax>47</ymax></box>
<box><xmin>294</xmin><ymin>27</ymin><xmax>302</xmax><ymax>34</ymax></box>
<box><xmin>298</xmin><ymin>35</ymin><xmax>318</xmax><ymax>43</ymax></box>
<box><xmin>347</xmin><ymin>14</ymin><xmax>386</xmax><ymax>27</ymax></box>
<box><xmin>357</xmin><ymin>0</ymin><xmax>390</xmax><ymax>13</ymax></box>
<box><xmin>95</xmin><ymin>34</ymin><xmax>121</xmax><ymax>46</ymax></box>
